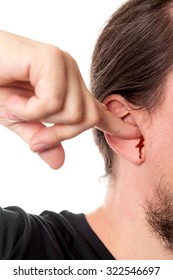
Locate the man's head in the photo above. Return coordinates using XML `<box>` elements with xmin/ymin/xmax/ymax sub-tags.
<box><xmin>90</xmin><ymin>0</ymin><xmax>173</xmax><ymax>254</ymax></box>
<box><xmin>91</xmin><ymin>0</ymin><xmax>173</xmax><ymax>175</ymax></box>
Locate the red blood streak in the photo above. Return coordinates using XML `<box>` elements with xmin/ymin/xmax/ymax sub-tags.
<box><xmin>135</xmin><ymin>137</ymin><xmax>144</xmax><ymax>159</ymax></box>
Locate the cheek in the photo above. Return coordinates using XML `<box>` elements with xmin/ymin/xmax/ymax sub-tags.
<box><xmin>146</xmin><ymin>124</ymin><xmax>173</xmax><ymax>178</ymax></box>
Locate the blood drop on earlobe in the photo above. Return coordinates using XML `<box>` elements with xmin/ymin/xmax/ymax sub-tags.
<box><xmin>135</xmin><ymin>137</ymin><xmax>144</xmax><ymax>159</ymax></box>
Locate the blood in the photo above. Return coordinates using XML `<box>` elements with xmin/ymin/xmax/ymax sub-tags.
<box><xmin>135</xmin><ymin>137</ymin><xmax>144</xmax><ymax>159</ymax></box>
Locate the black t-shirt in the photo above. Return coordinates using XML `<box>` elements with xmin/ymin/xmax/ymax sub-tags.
<box><xmin>0</xmin><ymin>206</ymin><xmax>115</xmax><ymax>260</ymax></box>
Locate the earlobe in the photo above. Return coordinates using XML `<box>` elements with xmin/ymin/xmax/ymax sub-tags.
<box><xmin>103</xmin><ymin>95</ymin><xmax>145</xmax><ymax>165</ymax></box>
<box><xmin>105</xmin><ymin>133</ymin><xmax>145</xmax><ymax>164</ymax></box>
<box><xmin>135</xmin><ymin>137</ymin><xmax>145</xmax><ymax>160</ymax></box>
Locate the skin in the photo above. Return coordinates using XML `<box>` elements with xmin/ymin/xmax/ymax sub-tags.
<box><xmin>0</xmin><ymin>30</ymin><xmax>140</xmax><ymax>170</ymax></box>
<box><xmin>2</xmin><ymin>30</ymin><xmax>172</xmax><ymax>260</ymax></box>
<box><xmin>86</xmin><ymin>73</ymin><xmax>173</xmax><ymax>260</ymax></box>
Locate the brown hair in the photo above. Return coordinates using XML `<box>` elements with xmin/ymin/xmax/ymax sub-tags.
<box><xmin>90</xmin><ymin>0</ymin><xmax>173</xmax><ymax>175</ymax></box>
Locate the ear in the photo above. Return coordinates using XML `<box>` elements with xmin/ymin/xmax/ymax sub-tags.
<box><xmin>103</xmin><ymin>95</ymin><xmax>145</xmax><ymax>165</ymax></box>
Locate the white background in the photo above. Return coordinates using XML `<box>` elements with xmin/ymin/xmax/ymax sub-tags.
<box><xmin>0</xmin><ymin>0</ymin><xmax>124</xmax><ymax>215</ymax></box>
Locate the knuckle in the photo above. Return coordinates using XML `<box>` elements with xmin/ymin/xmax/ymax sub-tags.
<box><xmin>39</xmin><ymin>44</ymin><xmax>65</xmax><ymax>66</ymax></box>
<box><xmin>46</xmin><ymin>45</ymin><xmax>64</xmax><ymax>61</ymax></box>
<box><xmin>43</xmin><ymin>45</ymin><xmax>66</xmax><ymax>72</ymax></box>
<box><xmin>26</xmin><ymin>102</ymin><xmax>62</xmax><ymax>121</ymax></box>
<box><xmin>46</xmin><ymin>99</ymin><xmax>63</xmax><ymax>114</ymax></box>
<box><xmin>64</xmin><ymin>51</ymin><xmax>76</xmax><ymax>63</ymax></box>
<box><xmin>40</xmin><ymin>98</ymin><xmax>63</xmax><ymax>117</ymax></box>
<box><xmin>63</xmin><ymin>51</ymin><xmax>79</xmax><ymax>71</ymax></box>
<box><xmin>68</xmin><ymin>110</ymin><xmax>82</xmax><ymax>124</ymax></box>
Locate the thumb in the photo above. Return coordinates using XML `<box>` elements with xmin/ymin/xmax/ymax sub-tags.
<box><xmin>7</xmin><ymin>121</ymin><xmax>65</xmax><ymax>169</ymax></box>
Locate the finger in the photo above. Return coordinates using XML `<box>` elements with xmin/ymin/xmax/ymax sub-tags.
<box><xmin>38</xmin><ymin>144</ymin><xmax>65</xmax><ymax>170</ymax></box>
<box><xmin>0</xmin><ymin>86</ymin><xmax>33</xmax><ymax>122</ymax></box>
<box><xmin>29</xmin><ymin>120</ymin><xmax>94</xmax><ymax>153</ymax></box>
<box><xmin>29</xmin><ymin>91</ymin><xmax>98</xmax><ymax>152</ymax></box>
<box><xmin>40</xmin><ymin>59</ymin><xmax>83</xmax><ymax>124</ymax></box>
<box><xmin>95</xmin><ymin>100</ymin><xmax>141</xmax><ymax>139</ymax></box>
<box><xmin>5</xmin><ymin>47</ymin><xmax>67</xmax><ymax>120</ymax></box>
<box><xmin>8</xmin><ymin>121</ymin><xmax>65</xmax><ymax>169</ymax></box>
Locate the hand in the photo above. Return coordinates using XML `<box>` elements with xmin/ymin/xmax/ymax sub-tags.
<box><xmin>0</xmin><ymin>30</ymin><xmax>141</xmax><ymax>169</ymax></box>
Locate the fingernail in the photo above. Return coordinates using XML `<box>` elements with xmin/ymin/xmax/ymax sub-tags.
<box><xmin>32</xmin><ymin>143</ymin><xmax>50</xmax><ymax>153</ymax></box>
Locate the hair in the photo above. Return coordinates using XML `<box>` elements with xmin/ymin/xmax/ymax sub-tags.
<box><xmin>144</xmin><ymin>178</ymin><xmax>173</xmax><ymax>252</ymax></box>
<box><xmin>90</xmin><ymin>0</ymin><xmax>173</xmax><ymax>175</ymax></box>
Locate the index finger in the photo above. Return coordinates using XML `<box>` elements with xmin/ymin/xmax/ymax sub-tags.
<box><xmin>95</xmin><ymin>101</ymin><xmax>141</xmax><ymax>139</ymax></box>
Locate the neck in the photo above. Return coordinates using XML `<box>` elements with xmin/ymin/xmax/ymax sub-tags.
<box><xmin>86</xmin><ymin>160</ymin><xmax>173</xmax><ymax>259</ymax></box>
